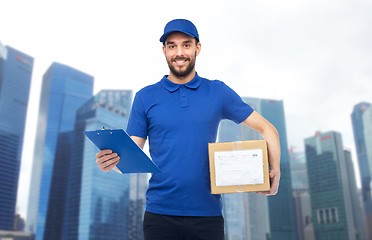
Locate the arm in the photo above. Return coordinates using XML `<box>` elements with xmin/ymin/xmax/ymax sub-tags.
<box><xmin>130</xmin><ymin>135</ymin><xmax>146</xmax><ymax>149</ymax></box>
<box><xmin>243</xmin><ymin>110</ymin><xmax>281</xmax><ymax>195</ymax></box>
<box><xmin>95</xmin><ymin>136</ymin><xmax>147</xmax><ymax>172</ymax></box>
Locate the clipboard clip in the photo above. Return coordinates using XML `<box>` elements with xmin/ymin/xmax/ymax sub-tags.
<box><xmin>96</xmin><ymin>126</ymin><xmax>113</xmax><ymax>135</ymax></box>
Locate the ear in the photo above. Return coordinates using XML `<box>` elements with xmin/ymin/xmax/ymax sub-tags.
<box><xmin>162</xmin><ymin>45</ymin><xmax>166</xmax><ymax>56</ymax></box>
<box><xmin>195</xmin><ymin>42</ymin><xmax>201</xmax><ymax>57</ymax></box>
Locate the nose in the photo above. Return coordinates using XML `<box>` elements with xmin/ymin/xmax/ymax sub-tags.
<box><xmin>176</xmin><ymin>46</ymin><xmax>184</xmax><ymax>57</ymax></box>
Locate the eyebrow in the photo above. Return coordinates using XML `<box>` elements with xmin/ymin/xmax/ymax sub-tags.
<box><xmin>166</xmin><ymin>40</ymin><xmax>194</xmax><ymax>46</ymax></box>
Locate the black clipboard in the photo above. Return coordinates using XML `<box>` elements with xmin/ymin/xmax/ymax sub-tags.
<box><xmin>84</xmin><ymin>129</ymin><xmax>160</xmax><ymax>173</ymax></box>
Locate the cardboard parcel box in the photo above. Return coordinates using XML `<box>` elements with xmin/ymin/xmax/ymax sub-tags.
<box><xmin>208</xmin><ymin>140</ymin><xmax>270</xmax><ymax>194</ymax></box>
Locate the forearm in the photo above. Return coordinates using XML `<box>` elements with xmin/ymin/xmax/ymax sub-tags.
<box><xmin>261</xmin><ymin>125</ymin><xmax>280</xmax><ymax>172</ymax></box>
<box><xmin>243</xmin><ymin>111</ymin><xmax>280</xmax><ymax>171</ymax></box>
<box><xmin>130</xmin><ymin>135</ymin><xmax>146</xmax><ymax>149</ymax></box>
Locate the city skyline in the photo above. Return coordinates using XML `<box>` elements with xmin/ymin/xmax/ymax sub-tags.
<box><xmin>1</xmin><ymin>0</ymin><xmax>371</xmax><ymax>219</ymax></box>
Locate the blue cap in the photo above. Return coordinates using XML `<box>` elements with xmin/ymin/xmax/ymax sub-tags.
<box><xmin>160</xmin><ymin>19</ymin><xmax>199</xmax><ymax>43</ymax></box>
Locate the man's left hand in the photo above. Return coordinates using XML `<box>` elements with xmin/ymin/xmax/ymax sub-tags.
<box><xmin>255</xmin><ymin>169</ymin><xmax>280</xmax><ymax>196</ymax></box>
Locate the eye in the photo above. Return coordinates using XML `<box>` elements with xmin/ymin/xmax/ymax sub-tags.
<box><xmin>184</xmin><ymin>44</ymin><xmax>190</xmax><ymax>48</ymax></box>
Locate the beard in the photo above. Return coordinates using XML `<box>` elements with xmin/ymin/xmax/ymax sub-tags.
<box><xmin>166</xmin><ymin>53</ymin><xmax>196</xmax><ymax>78</ymax></box>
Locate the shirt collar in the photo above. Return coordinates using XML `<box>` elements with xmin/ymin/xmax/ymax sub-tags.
<box><xmin>161</xmin><ymin>72</ymin><xmax>201</xmax><ymax>92</ymax></box>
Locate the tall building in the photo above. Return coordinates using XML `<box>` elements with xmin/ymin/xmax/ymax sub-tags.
<box><xmin>128</xmin><ymin>173</ymin><xmax>148</xmax><ymax>240</ymax></box>
<box><xmin>305</xmin><ymin>131</ymin><xmax>356</xmax><ymax>240</ymax></box>
<box><xmin>222</xmin><ymin>193</ymin><xmax>251</xmax><ymax>240</ymax></box>
<box><xmin>26</xmin><ymin>63</ymin><xmax>93</xmax><ymax>240</ymax></box>
<box><xmin>218</xmin><ymin>97</ymin><xmax>296</xmax><ymax>240</ymax></box>
<box><xmin>362</xmin><ymin>105</ymin><xmax>372</xmax><ymax>240</ymax></box>
<box><xmin>0</xmin><ymin>42</ymin><xmax>33</xmax><ymax>230</ymax></box>
<box><xmin>289</xmin><ymin>151</ymin><xmax>308</xmax><ymax>190</ymax></box>
<box><xmin>62</xmin><ymin>90</ymin><xmax>135</xmax><ymax>240</ymax></box>
<box><xmin>43</xmin><ymin>130</ymin><xmax>75</xmax><ymax>240</ymax></box>
<box><xmin>289</xmin><ymin>150</ymin><xmax>314</xmax><ymax>240</ymax></box>
<box><xmin>344</xmin><ymin>150</ymin><xmax>367</xmax><ymax>240</ymax></box>
<box><xmin>351</xmin><ymin>102</ymin><xmax>372</xmax><ymax>239</ymax></box>
<box><xmin>245</xmin><ymin>97</ymin><xmax>297</xmax><ymax>240</ymax></box>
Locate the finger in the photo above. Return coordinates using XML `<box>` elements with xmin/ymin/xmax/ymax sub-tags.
<box><xmin>270</xmin><ymin>177</ymin><xmax>279</xmax><ymax>195</ymax></box>
<box><xmin>100</xmin><ymin>157</ymin><xmax>120</xmax><ymax>171</ymax></box>
<box><xmin>255</xmin><ymin>191</ymin><xmax>270</xmax><ymax>196</ymax></box>
<box><xmin>98</xmin><ymin>157</ymin><xmax>120</xmax><ymax>172</ymax></box>
<box><xmin>256</xmin><ymin>191</ymin><xmax>276</xmax><ymax>196</ymax></box>
<box><xmin>95</xmin><ymin>149</ymin><xmax>113</xmax><ymax>159</ymax></box>
<box><xmin>269</xmin><ymin>188</ymin><xmax>278</xmax><ymax>195</ymax></box>
<box><xmin>96</xmin><ymin>153</ymin><xmax>118</xmax><ymax>164</ymax></box>
<box><xmin>256</xmin><ymin>183</ymin><xmax>278</xmax><ymax>196</ymax></box>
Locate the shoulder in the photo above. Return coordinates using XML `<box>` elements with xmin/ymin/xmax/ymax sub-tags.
<box><xmin>199</xmin><ymin>77</ymin><xmax>226</xmax><ymax>89</ymax></box>
<box><xmin>200</xmin><ymin>77</ymin><xmax>240</xmax><ymax>99</ymax></box>
<box><xmin>199</xmin><ymin>78</ymin><xmax>232</xmax><ymax>96</ymax></box>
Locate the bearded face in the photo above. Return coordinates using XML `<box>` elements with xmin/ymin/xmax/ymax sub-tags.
<box><xmin>166</xmin><ymin>51</ymin><xmax>197</xmax><ymax>78</ymax></box>
<box><xmin>163</xmin><ymin>32</ymin><xmax>200</xmax><ymax>80</ymax></box>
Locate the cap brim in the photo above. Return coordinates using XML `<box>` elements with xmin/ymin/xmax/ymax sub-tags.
<box><xmin>160</xmin><ymin>30</ymin><xmax>197</xmax><ymax>43</ymax></box>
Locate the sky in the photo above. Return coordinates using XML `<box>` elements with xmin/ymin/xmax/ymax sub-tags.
<box><xmin>1</xmin><ymin>0</ymin><xmax>372</xmax><ymax>219</ymax></box>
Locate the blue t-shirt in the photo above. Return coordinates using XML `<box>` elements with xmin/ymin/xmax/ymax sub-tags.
<box><xmin>126</xmin><ymin>73</ymin><xmax>254</xmax><ymax>216</ymax></box>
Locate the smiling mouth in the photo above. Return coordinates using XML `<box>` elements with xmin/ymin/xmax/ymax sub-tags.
<box><xmin>173</xmin><ymin>59</ymin><xmax>189</xmax><ymax>65</ymax></box>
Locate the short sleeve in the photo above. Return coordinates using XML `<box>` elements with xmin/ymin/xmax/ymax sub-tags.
<box><xmin>126</xmin><ymin>92</ymin><xmax>148</xmax><ymax>138</ymax></box>
<box><xmin>219</xmin><ymin>81</ymin><xmax>254</xmax><ymax>124</ymax></box>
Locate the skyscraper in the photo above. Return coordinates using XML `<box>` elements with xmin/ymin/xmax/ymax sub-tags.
<box><xmin>351</xmin><ymin>102</ymin><xmax>372</xmax><ymax>239</ymax></box>
<box><xmin>128</xmin><ymin>173</ymin><xmax>148</xmax><ymax>240</ymax></box>
<box><xmin>62</xmin><ymin>90</ymin><xmax>135</xmax><ymax>240</ymax></box>
<box><xmin>26</xmin><ymin>62</ymin><xmax>93</xmax><ymax>239</ymax></box>
<box><xmin>0</xmin><ymin>42</ymin><xmax>33</xmax><ymax>230</ymax></box>
<box><xmin>344</xmin><ymin>149</ymin><xmax>367</xmax><ymax>240</ymax></box>
<box><xmin>245</xmin><ymin>97</ymin><xmax>297</xmax><ymax>240</ymax></box>
<box><xmin>218</xmin><ymin>97</ymin><xmax>296</xmax><ymax>240</ymax></box>
<box><xmin>222</xmin><ymin>193</ymin><xmax>250</xmax><ymax>240</ymax></box>
<box><xmin>289</xmin><ymin>150</ymin><xmax>314</xmax><ymax>240</ymax></box>
<box><xmin>305</xmin><ymin>131</ymin><xmax>356</xmax><ymax>240</ymax></box>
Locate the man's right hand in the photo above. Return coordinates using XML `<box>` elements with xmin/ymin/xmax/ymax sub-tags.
<box><xmin>95</xmin><ymin>149</ymin><xmax>120</xmax><ymax>172</ymax></box>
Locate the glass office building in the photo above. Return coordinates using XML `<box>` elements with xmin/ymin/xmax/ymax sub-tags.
<box><xmin>26</xmin><ymin>63</ymin><xmax>93</xmax><ymax>239</ymax></box>
<box><xmin>351</xmin><ymin>102</ymin><xmax>372</xmax><ymax>239</ymax></box>
<box><xmin>344</xmin><ymin>150</ymin><xmax>367</xmax><ymax>240</ymax></box>
<box><xmin>0</xmin><ymin>42</ymin><xmax>33</xmax><ymax>230</ymax></box>
<box><xmin>62</xmin><ymin>90</ymin><xmax>135</xmax><ymax>240</ymax></box>
<box><xmin>245</xmin><ymin>97</ymin><xmax>297</xmax><ymax>240</ymax></box>
<box><xmin>128</xmin><ymin>173</ymin><xmax>148</xmax><ymax>240</ymax></box>
<box><xmin>305</xmin><ymin>131</ymin><xmax>356</xmax><ymax>240</ymax></box>
<box><xmin>289</xmin><ymin>151</ymin><xmax>314</xmax><ymax>240</ymax></box>
<box><xmin>362</xmin><ymin>105</ymin><xmax>372</xmax><ymax>240</ymax></box>
<box><xmin>289</xmin><ymin>151</ymin><xmax>309</xmax><ymax>190</ymax></box>
<box><xmin>218</xmin><ymin>97</ymin><xmax>296</xmax><ymax>240</ymax></box>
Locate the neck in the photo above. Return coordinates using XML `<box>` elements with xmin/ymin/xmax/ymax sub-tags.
<box><xmin>167</xmin><ymin>70</ymin><xmax>196</xmax><ymax>85</ymax></box>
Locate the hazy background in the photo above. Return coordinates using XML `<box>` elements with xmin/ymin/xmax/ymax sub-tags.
<box><xmin>1</xmin><ymin>0</ymin><xmax>371</xmax><ymax>219</ymax></box>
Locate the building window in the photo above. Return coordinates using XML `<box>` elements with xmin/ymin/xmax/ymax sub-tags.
<box><xmin>317</xmin><ymin>209</ymin><xmax>325</xmax><ymax>224</ymax></box>
<box><xmin>331</xmin><ymin>207</ymin><xmax>339</xmax><ymax>223</ymax></box>
<box><xmin>325</xmin><ymin>208</ymin><xmax>330</xmax><ymax>223</ymax></box>
<box><xmin>316</xmin><ymin>210</ymin><xmax>321</xmax><ymax>224</ymax></box>
<box><xmin>317</xmin><ymin>207</ymin><xmax>338</xmax><ymax>224</ymax></box>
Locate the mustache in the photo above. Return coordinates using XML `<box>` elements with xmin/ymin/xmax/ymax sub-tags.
<box><xmin>172</xmin><ymin>57</ymin><xmax>190</xmax><ymax>61</ymax></box>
